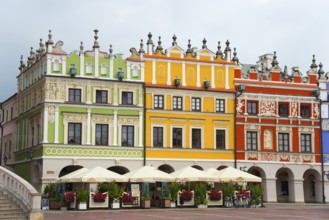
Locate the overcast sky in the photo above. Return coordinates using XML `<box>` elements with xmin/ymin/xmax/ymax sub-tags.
<box><xmin>1</xmin><ymin>0</ymin><xmax>329</xmax><ymax>102</ymax></box>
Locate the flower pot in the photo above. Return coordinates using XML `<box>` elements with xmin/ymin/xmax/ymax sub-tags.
<box><xmin>111</xmin><ymin>201</ymin><xmax>120</xmax><ymax>209</ymax></box>
<box><xmin>49</xmin><ymin>200</ymin><xmax>60</xmax><ymax>210</ymax></box>
<box><xmin>170</xmin><ymin>201</ymin><xmax>176</xmax><ymax>208</ymax></box>
<box><xmin>141</xmin><ymin>200</ymin><xmax>150</xmax><ymax>209</ymax></box>
<box><xmin>78</xmin><ymin>202</ymin><xmax>87</xmax><ymax>210</ymax></box>
<box><xmin>162</xmin><ymin>199</ymin><xmax>171</xmax><ymax>208</ymax></box>
<box><xmin>197</xmin><ymin>204</ymin><xmax>208</xmax><ymax>209</ymax></box>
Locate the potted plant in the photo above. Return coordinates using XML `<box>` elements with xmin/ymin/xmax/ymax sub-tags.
<box><xmin>92</xmin><ymin>192</ymin><xmax>108</xmax><ymax>202</ymax></box>
<box><xmin>249</xmin><ymin>185</ymin><xmax>264</xmax><ymax>207</ymax></box>
<box><xmin>221</xmin><ymin>184</ymin><xmax>235</xmax><ymax>207</ymax></box>
<box><xmin>108</xmin><ymin>182</ymin><xmax>123</xmax><ymax>209</ymax></box>
<box><xmin>64</xmin><ymin>191</ymin><xmax>76</xmax><ymax>209</ymax></box>
<box><xmin>76</xmin><ymin>189</ymin><xmax>89</xmax><ymax>210</ymax></box>
<box><xmin>169</xmin><ymin>182</ymin><xmax>180</xmax><ymax>207</ymax></box>
<box><xmin>161</xmin><ymin>190</ymin><xmax>171</xmax><ymax>208</ymax></box>
<box><xmin>193</xmin><ymin>183</ymin><xmax>207</xmax><ymax>208</ymax></box>
<box><xmin>44</xmin><ymin>183</ymin><xmax>61</xmax><ymax>210</ymax></box>
<box><xmin>122</xmin><ymin>193</ymin><xmax>134</xmax><ymax>206</ymax></box>
<box><xmin>141</xmin><ymin>185</ymin><xmax>151</xmax><ymax>209</ymax></box>
<box><xmin>207</xmin><ymin>189</ymin><xmax>222</xmax><ymax>206</ymax></box>
<box><xmin>179</xmin><ymin>189</ymin><xmax>194</xmax><ymax>206</ymax></box>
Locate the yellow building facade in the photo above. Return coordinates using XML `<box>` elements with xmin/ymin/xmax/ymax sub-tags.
<box><xmin>141</xmin><ymin>34</ymin><xmax>238</xmax><ymax>171</ymax></box>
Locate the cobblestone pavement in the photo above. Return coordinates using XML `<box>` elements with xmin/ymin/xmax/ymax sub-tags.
<box><xmin>44</xmin><ymin>204</ymin><xmax>329</xmax><ymax>220</ymax></box>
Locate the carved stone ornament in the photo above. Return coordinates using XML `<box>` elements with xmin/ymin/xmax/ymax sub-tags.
<box><xmin>236</xmin><ymin>99</ymin><xmax>244</xmax><ymax>114</ymax></box>
<box><xmin>313</xmin><ymin>103</ymin><xmax>319</xmax><ymax>119</ymax></box>
<box><xmin>92</xmin><ymin>115</ymin><xmax>113</xmax><ymax>123</ymax></box>
<box><xmin>48</xmin><ymin>105</ymin><xmax>55</xmax><ymax>123</ymax></box>
<box><xmin>247</xmin><ymin>152</ymin><xmax>258</xmax><ymax>160</ymax></box>
<box><xmin>264</xmin><ymin>129</ymin><xmax>273</xmax><ymax>149</ymax></box>
<box><xmin>259</xmin><ymin>101</ymin><xmax>276</xmax><ymax>116</ymax></box>
<box><xmin>290</xmin><ymin>102</ymin><xmax>298</xmax><ymax>117</ymax></box>
<box><xmin>63</xmin><ymin>113</ymin><xmax>87</xmax><ymax>123</ymax></box>
<box><xmin>261</xmin><ymin>153</ymin><xmax>277</xmax><ymax>161</ymax></box>
<box><xmin>291</xmin><ymin>154</ymin><xmax>300</xmax><ymax>162</ymax></box>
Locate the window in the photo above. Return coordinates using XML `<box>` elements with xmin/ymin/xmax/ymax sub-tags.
<box><xmin>216</xmin><ymin>99</ymin><xmax>225</xmax><ymax>113</ymax></box>
<box><xmin>301</xmin><ymin>105</ymin><xmax>310</xmax><ymax>118</ymax></box>
<box><xmin>191</xmin><ymin>128</ymin><xmax>201</xmax><ymax>149</ymax></box>
<box><xmin>247</xmin><ymin>101</ymin><xmax>257</xmax><ymax>115</ymax></box>
<box><xmin>153</xmin><ymin>127</ymin><xmax>163</xmax><ymax>147</ymax></box>
<box><xmin>173</xmin><ymin>96</ymin><xmax>182</xmax><ymax>110</ymax></box>
<box><xmin>154</xmin><ymin>95</ymin><xmax>164</xmax><ymax>109</ymax></box>
<box><xmin>278</xmin><ymin>133</ymin><xmax>289</xmax><ymax>151</ymax></box>
<box><xmin>216</xmin><ymin>130</ymin><xmax>226</xmax><ymax>149</ymax></box>
<box><xmin>69</xmin><ymin>89</ymin><xmax>81</xmax><ymax>102</ymax></box>
<box><xmin>86</xmin><ymin>62</ymin><xmax>92</xmax><ymax>74</ymax></box>
<box><xmin>122</xmin><ymin>92</ymin><xmax>133</xmax><ymax>105</ymax></box>
<box><xmin>96</xmin><ymin>124</ymin><xmax>108</xmax><ymax>145</ymax></box>
<box><xmin>122</xmin><ymin>125</ymin><xmax>134</xmax><ymax>146</ymax></box>
<box><xmin>172</xmin><ymin>128</ymin><xmax>182</xmax><ymax>148</ymax></box>
<box><xmin>101</xmin><ymin>63</ymin><xmax>107</xmax><ymax>75</ymax></box>
<box><xmin>301</xmin><ymin>134</ymin><xmax>311</xmax><ymax>152</ymax></box>
<box><xmin>54</xmin><ymin>59</ymin><xmax>60</xmax><ymax>72</ymax></box>
<box><xmin>191</xmin><ymin>97</ymin><xmax>201</xmax><ymax>111</ymax></box>
<box><xmin>132</xmin><ymin>66</ymin><xmax>139</xmax><ymax>77</ymax></box>
<box><xmin>279</xmin><ymin>104</ymin><xmax>288</xmax><ymax>117</ymax></box>
<box><xmin>246</xmin><ymin>131</ymin><xmax>257</xmax><ymax>150</ymax></box>
<box><xmin>96</xmin><ymin>90</ymin><xmax>108</xmax><ymax>103</ymax></box>
<box><xmin>68</xmin><ymin>123</ymin><xmax>82</xmax><ymax>144</ymax></box>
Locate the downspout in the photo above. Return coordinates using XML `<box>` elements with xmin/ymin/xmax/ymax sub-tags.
<box><xmin>143</xmin><ymin>84</ymin><xmax>146</xmax><ymax>166</ymax></box>
<box><xmin>234</xmin><ymin>85</ymin><xmax>244</xmax><ymax>169</ymax></box>
<box><xmin>0</xmin><ymin>102</ymin><xmax>4</xmax><ymax>166</ymax></box>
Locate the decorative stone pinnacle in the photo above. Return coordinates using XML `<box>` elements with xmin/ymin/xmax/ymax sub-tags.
<box><xmin>156</xmin><ymin>36</ymin><xmax>163</xmax><ymax>51</ymax></box>
<box><xmin>271</xmin><ymin>51</ymin><xmax>279</xmax><ymax>67</ymax></box>
<box><xmin>80</xmin><ymin>41</ymin><xmax>84</xmax><ymax>52</ymax></box>
<box><xmin>202</xmin><ymin>38</ymin><xmax>207</xmax><ymax>49</ymax></box>
<box><xmin>47</xmin><ymin>29</ymin><xmax>53</xmax><ymax>45</ymax></box>
<box><xmin>225</xmin><ymin>40</ymin><xmax>231</xmax><ymax>51</ymax></box>
<box><xmin>172</xmin><ymin>35</ymin><xmax>177</xmax><ymax>46</ymax></box>
<box><xmin>147</xmin><ymin>32</ymin><xmax>153</xmax><ymax>45</ymax></box>
<box><xmin>19</xmin><ymin>55</ymin><xmax>25</xmax><ymax>70</ymax></box>
<box><xmin>93</xmin><ymin>29</ymin><xmax>100</xmax><ymax>49</ymax></box>
<box><xmin>216</xmin><ymin>41</ymin><xmax>222</xmax><ymax>55</ymax></box>
<box><xmin>232</xmin><ymin>48</ymin><xmax>239</xmax><ymax>63</ymax></box>
<box><xmin>310</xmin><ymin>54</ymin><xmax>318</xmax><ymax>69</ymax></box>
<box><xmin>139</xmin><ymin>40</ymin><xmax>145</xmax><ymax>54</ymax></box>
<box><xmin>109</xmin><ymin>44</ymin><xmax>113</xmax><ymax>55</ymax></box>
<box><xmin>318</xmin><ymin>62</ymin><xmax>325</xmax><ymax>79</ymax></box>
<box><xmin>186</xmin><ymin>39</ymin><xmax>193</xmax><ymax>53</ymax></box>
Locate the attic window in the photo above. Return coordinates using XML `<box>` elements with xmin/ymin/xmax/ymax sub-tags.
<box><xmin>101</xmin><ymin>63</ymin><xmax>107</xmax><ymax>75</ymax></box>
<box><xmin>54</xmin><ymin>59</ymin><xmax>60</xmax><ymax>72</ymax></box>
<box><xmin>132</xmin><ymin>66</ymin><xmax>138</xmax><ymax>78</ymax></box>
<box><xmin>86</xmin><ymin>62</ymin><xmax>92</xmax><ymax>74</ymax></box>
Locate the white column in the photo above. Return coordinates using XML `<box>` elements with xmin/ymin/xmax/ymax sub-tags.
<box><xmin>139</xmin><ymin>110</ymin><xmax>143</xmax><ymax>147</ymax></box>
<box><xmin>264</xmin><ymin>178</ymin><xmax>277</xmax><ymax>202</ymax></box>
<box><xmin>113</xmin><ymin>84</ymin><xmax>118</xmax><ymax>106</ymax></box>
<box><xmin>87</xmin><ymin>108</ymin><xmax>91</xmax><ymax>145</ymax></box>
<box><xmin>211</xmin><ymin>65</ymin><xmax>215</xmax><ymax>88</ymax></box>
<box><xmin>225</xmin><ymin>65</ymin><xmax>229</xmax><ymax>89</ymax></box>
<box><xmin>310</xmin><ymin>102</ymin><xmax>314</xmax><ymax>119</ymax></box>
<box><xmin>152</xmin><ymin>60</ymin><xmax>156</xmax><ymax>84</ymax></box>
<box><xmin>46</xmin><ymin>56</ymin><xmax>51</xmax><ymax>75</ymax></box>
<box><xmin>95</xmin><ymin>49</ymin><xmax>99</xmax><ymax>77</ymax></box>
<box><xmin>54</xmin><ymin>106</ymin><xmax>59</xmax><ymax>143</ymax></box>
<box><xmin>80</xmin><ymin>53</ymin><xmax>84</xmax><ymax>76</ymax></box>
<box><xmin>113</xmin><ymin>110</ymin><xmax>118</xmax><ymax>146</ymax></box>
<box><xmin>141</xmin><ymin>63</ymin><xmax>145</xmax><ymax>82</ymax></box>
<box><xmin>127</xmin><ymin>63</ymin><xmax>131</xmax><ymax>80</ymax></box>
<box><xmin>61</xmin><ymin>57</ymin><xmax>66</xmax><ymax>76</ymax></box>
<box><xmin>43</xmin><ymin>107</ymin><xmax>48</xmax><ymax>143</ymax></box>
<box><xmin>197</xmin><ymin>64</ymin><xmax>201</xmax><ymax>87</ymax></box>
<box><xmin>291</xmin><ymin>179</ymin><xmax>304</xmax><ymax>202</ymax></box>
<box><xmin>148</xmin><ymin>44</ymin><xmax>153</xmax><ymax>55</ymax></box>
<box><xmin>182</xmin><ymin>62</ymin><xmax>186</xmax><ymax>86</ymax></box>
<box><xmin>109</xmin><ymin>58</ymin><xmax>114</xmax><ymax>79</ymax></box>
<box><xmin>298</xmin><ymin>100</ymin><xmax>301</xmax><ymax>118</ymax></box>
<box><xmin>167</xmin><ymin>62</ymin><xmax>171</xmax><ymax>85</ymax></box>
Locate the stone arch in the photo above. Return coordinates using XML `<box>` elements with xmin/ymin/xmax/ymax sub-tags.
<box><xmin>108</xmin><ymin>166</ymin><xmax>129</xmax><ymax>175</ymax></box>
<box><xmin>303</xmin><ymin>169</ymin><xmax>322</xmax><ymax>203</ymax></box>
<box><xmin>247</xmin><ymin>166</ymin><xmax>266</xmax><ymax>179</ymax></box>
<box><xmin>217</xmin><ymin>165</ymin><xmax>228</xmax><ymax>171</ymax></box>
<box><xmin>276</xmin><ymin>167</ymin><xmax>295</xmax><ymax>202</ymax></box>
<box><xmin>158</xmin><ymin>164</ymin><xmax>175</xmax><ymax>174</ymax></box>
<box><xmin>192</xmin><ymin>165</ymin><xmax>203</xmax><ymax>171</ymax></box>
<box><xmin>59</xmin><ymin>165</ymin><xmax>83</xmax><ymax>177</ymax></box>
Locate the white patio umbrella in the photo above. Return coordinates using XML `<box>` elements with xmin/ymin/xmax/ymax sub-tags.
<box><xmin>170</xmin><ymin>166</ymin><xmax>218</xmax><ymax>182</ymax></box>
<box><xmin>209</xmin><ymin>167</ymin><xmax>261</xmax><ymax>183</ymax></box>
<box><xmin>57</xmin><ymin>166</ymin><xmax>128</xmax><ymax>183</ymax></box>
<box><xmin>124</xmin><ymin>165</ymin><xmax>175</xmax><ymax>182</ymax></box>
<box><xmin>57</xmin><ymin>167</ymin><xmax>90</xmax><ymax>183</ymax></box>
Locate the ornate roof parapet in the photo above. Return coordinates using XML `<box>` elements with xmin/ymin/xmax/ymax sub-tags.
<box><xmin>307</xmin><ymin>55</ymin><xmax>318</xmax><ymax>76</ymax></box>
<box><xmin>37</xmin><ymin>38</ymin><xmax>45</xmax><ymax>56</ymax></box>
<box><xmin>270</xmin><ymin>51</ymin><xmax>281</xmax><ymax>71</ymax></box>
<box><xmin>186</xmin><ymin>39</ymin><xmax>194</xmax><ymax>55</ymax></box>
<box><xmin>216</xmin><ymin>41</ymin><xmax>223</xmax><ymax>59</ymax></box>
<box><xmin>248</xmin><ymin>65</ymin><xmax>259</xmax><ymax>80</ymax></box>
<box><xmin>310</xmin><ymin>54</ymin><xmax>318</xmax><ymax>69</ymax></box>
<box><xmin>93</xmin><ymin>29</ymin><xmax>100</xmax><ymax>49</ymax></box>
<box><xmin>155</xmin><ymin>36</ymin><xmax>163</xmax><ymax>53</ymax></box>
<box><xmin>126</xmin><ymin>47</ymin><xmax>142</xmax><ymax>62</ymax></box>
<box><xmin>138</xmin><ymin>39</ymin><xmax>145</xmax><ymax>54</ymax></box>
<box><xmin>46</xmin><ymin>30</ymin><xmax>54</xmax><ymax>52</ymax></box>
<box><xmin>224</xmin><ymin>40</ymin><xmax>231</xmax><ymax>61</ymax></box>
<box><xmin>318</xmin><ymin>62</ymin><xmax>326</xmax><ymax>80</ymax></box>
<box><xmin>19</xmin><ymin>55</ymin><xmax>26</xmax><ymax>72</ymax></box>
<box><xmin>232</xmin><ymin>48</ymin><xmax>239</xmax><ymax>64</ymax></box>
<box><xmin>283</xmin><ymin>65</ymin><xmax>289</xmax><ymax>82</ymax></box>
<box><xmin>146</xmin><ymin>32</ymin><xmax>154</xmax><ymax>54</ymax></box>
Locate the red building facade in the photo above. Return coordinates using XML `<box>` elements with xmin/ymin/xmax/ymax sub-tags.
<box><xmin>234</xmin><ymin>53</ymin><xmax>323</xmax><ymax>203</ymax></box>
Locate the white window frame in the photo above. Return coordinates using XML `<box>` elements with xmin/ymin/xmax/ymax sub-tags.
<box><xmin>191</xmin><ymin>97</ymin><xmax>202</xmax><ymax>112</ymax></box>
<box><xmin>189</xmin><ymin>126</ymin><xmax>204</xmax><ymax>149</ymax></box>
<box><xmin>118</xmin><ymin>124</ymin><xmax>137</xmax><ymax>147</ymax></box>
<box><xmin>101</xmin><ymin>63</ymin><xmax>107</xmax><ymax>75</ymax></box>
<box><xmin>170</xmin><ymin>125</ymin><xmax>185</xmax><ymax>148</ymax></box>
<box><xmin>53</xmin><ymin>59</ymin><xmax>60</xmax><ymax>72</ymax></box>
<box><xmin>67</xmin><ymin>86</ymin><xmax>84</xmax><ymax>102</ymax></box>
<box><xmin>151</xmin><ymin>124</ymin><xmax>166</xmax><ymax>147</ymax></box>
<box><xmin>132</xmin><ymin>65</ymin><xmax>139</xmax><ymax>78</ymax></box>
<box><xmin>172</xmin><ymin>95</ymin><xmax>184</xmax><ymax>111</ymax></box>
<box><xmin>299</xmin><ymin>132</ymin><xmax>314</xmax><ymax>153</ymax></box>
<box><xmin>152</xmin><ymin>94</ymin><xmax>165</xmax><ymax>109</ymax></box>
<box><xmin>277</xmin><ymin>132</ymin><xmax>291</xmax><ymax>152</ymax></box>
<box><xmin>214</xmin><ymin>98</ymin><xmax>226</xmax><ymax>113</ymax></box>
<box><xmin>245</xmin><ymin>130</ymin><xmax>260</xmax><ymax>151</ymax></box>
<box><xmin>94</xmin><ymin>88</ymin><xmax>110</xmax><ymax>103</ymax></box>
<box><xmin>86</xmin><ymin>62</ymin><xmax>92</xmax><ymax>74</ymax></box>
<box><xmin>119</xmin><ymin>89</ymin><xmax>135</xmax><ymax>105</ymax></box>
<box><xmin>213</xmin><ymin>127</ymin><xmax>228</xmax><ymax>150</ymax></box>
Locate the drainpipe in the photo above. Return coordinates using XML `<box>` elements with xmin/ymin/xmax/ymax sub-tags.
<box><xmin>234</xmin><ymin>85</ymin><xmax>244</xmax><ymax>169</ymax></box>
<box><xmin>314</xmin><ymin>90</ymin><xmax>325</xmax><ymax>203</ymax></box>
<box><xmin>0</xmin><ymin>102</ymin><xmax>4</xmax><ymax>166</ymax></box>
<box><xmin>143</xmin><ymin>84</ymin><xmax>146</xmax><ymax>166</ymax></box>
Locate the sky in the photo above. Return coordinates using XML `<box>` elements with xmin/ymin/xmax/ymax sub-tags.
<box><xmin>1</xmin><ymin>0</ymin><xmax>329</xmax><ymax>102</ymax></box>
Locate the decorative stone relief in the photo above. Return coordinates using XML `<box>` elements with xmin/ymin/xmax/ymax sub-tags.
<box><xmin>279</xmin><ymin>153</ymin><xmax>290</xmax><ymax>161</ymax></box>
<box><xmin>63</xmin><ymin>113</ymin><xmax>87</xmax><ymax>123</ymax></box>
<box><xmin>277</xmin><ymin>126</ymin><xmax>291</xmax><ymax>132</ymax></box>
<box><xmin>236</xmin><ymin>99</ymin><xmax>244</xmax><ymax>114</ymax></box>
<box><xmin>322</xmin><ymin>119</ymin><xmax>329</xmax><ymax>131</ymax></box>
<box><xmin>290</xmin><ymin>102</ymin><xmax>298</xmax><ymax>117</ymax></box>
<box><xmin>48</xmin><ymin>105</ymin><xmax>55</xmax><ymax>123</ymax></box>
<box><xmin>118</xmin><ymin>117</ymin><xmax>139</xmax><ymax>125</ymax></box>
<box><xmin>245</xmin><ymin>124</ymin><xmax>259</xmax><ymax>130</ymax></box>
<box><xmin>260</xmin><ymin>153</ymin><xmax>277</xmax><ymax>161</ymax></box>
<box><xmin>259</xmin><ymin>101</ymin><xmax>276</xmax><ymax>116</ymax></box>
<box><xmin>302</xmin><ymin>154</ymin><xmax>313</xmax><ymax>162</ymax></box>
<box><xmin>247</xmin><ymin>152</ymin><xmax>258</xmax><ymax>160</ymax></box>
<box><xmin>264</xmin><ymin>129</ymin><xmax>272</xmax><ymax>149</ymax></box>
<box><xmin>291</xmin><ymin>154</ymin><xmax>300</xmax><ymax>162</ymax></box>
<box><xmin>313</xmin><ymin>103</ymin><xmax>319</xmax><ymax>119</ymax></box>
<box><xmin>92</xmin><ymin>115</ymin><xmax>113</xmax><ymax>123</ymax></box>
